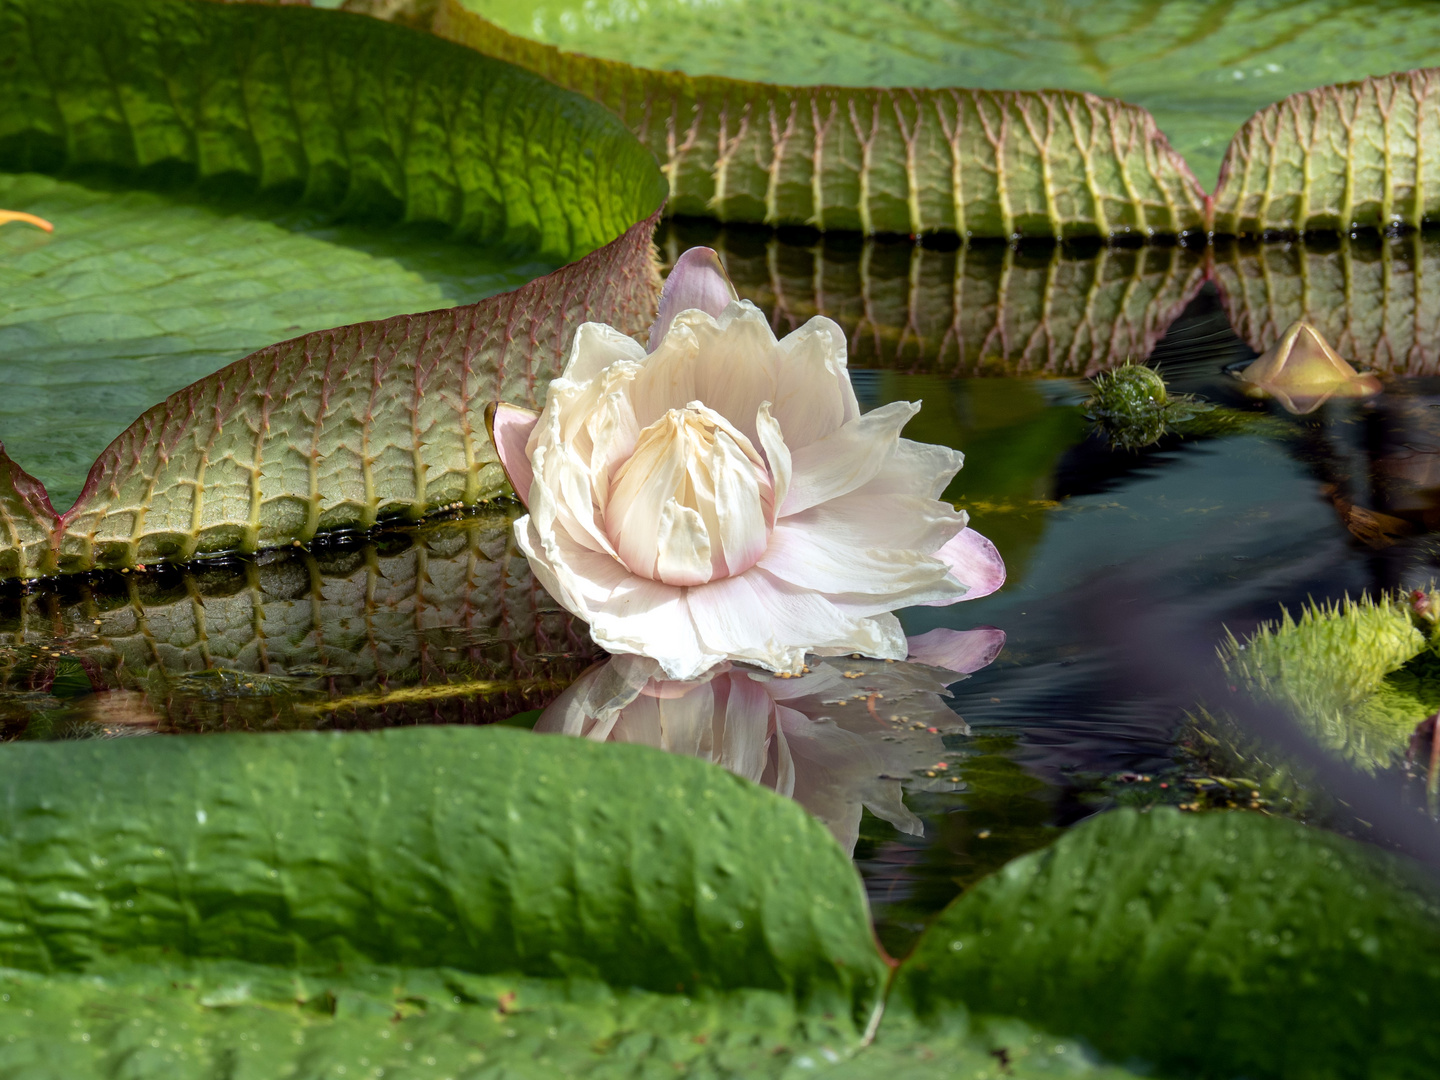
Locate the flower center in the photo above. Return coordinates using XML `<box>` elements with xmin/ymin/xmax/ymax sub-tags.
<box><xmin>604</xmin><ymin>402</ymin><xmax>774</xmax><ymax>586</ymax></box>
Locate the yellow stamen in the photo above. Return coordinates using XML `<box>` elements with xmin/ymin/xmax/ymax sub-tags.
<box><xmin>0</xmin><ymin>210</ymin><xmax>54</xmax><ymax>232</ymax></box>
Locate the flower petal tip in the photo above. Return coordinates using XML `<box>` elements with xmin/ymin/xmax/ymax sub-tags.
<box><xmin>648</xmin><ymin>246</ymin><xmax>738</xmax><ymax>351</ymax></box>
<box><xmin>922</xmin><ymin>527</ymin><xmax>1006</xmax><ymax>605</ymax></box>
<box><xmin>485</xmin><ymin>401</ymin><xmax>540</xmax><ymax>506</ymax></box>
<box><xmin>906</xmin><ymin>626</ymin><xmax>1006</xmax><ymax>674</ymax></box>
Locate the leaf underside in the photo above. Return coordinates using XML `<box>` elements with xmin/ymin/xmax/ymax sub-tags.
<box><xmin>375</xmin><ymin>0</ymin><xmax>1440</xmax><ymax>241</ymax></box>
<box><xmin>0</xmin><ymin>0</ymin><xmax>666</xmax><ymax>578</ymax></box>
<box><xmin>409</xmin><ymin>0</ymin><xmax>1210</xmax><ymax>240</ymax></box>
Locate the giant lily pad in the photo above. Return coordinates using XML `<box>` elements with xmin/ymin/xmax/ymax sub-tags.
<box><xmin>0</xmin><ymin>725</ymin><xmax>890</xmax><ymax>1076</ymax></box>
<box><xmin>0</xmin><ymin>0</ymin><xmax>666</xmax><ymax>578</ymax></box>
<box><xmin>388</xmin><ymin>0</ymin><xmax>1208</xmax><ymax>239</ymax></box>
<box><xmin>455</xmin><ymin>0</ymin><xmax>1440</xmax><ymax>193</ymax></box>
<box><xmin>375</xmin><ymin>0</ymin><xmax>1440</xmax><ymax>237</ymax></box>
<box><xmin>881</xmin><ymin>806</ymin><xmax>1440</xmax><ymax>1080</ymax></box>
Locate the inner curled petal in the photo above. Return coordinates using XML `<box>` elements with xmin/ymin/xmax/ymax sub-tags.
<box><xmin>605</xmin><ymin>402</ymin><xmax>774</xmax><ymax>586</ymax></box>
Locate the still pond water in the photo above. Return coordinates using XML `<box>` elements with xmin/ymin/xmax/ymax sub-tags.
<box><xmin>5</xmin><ymin>219</ymin><xmax>1439</xmax><ymax>956</ymax></box>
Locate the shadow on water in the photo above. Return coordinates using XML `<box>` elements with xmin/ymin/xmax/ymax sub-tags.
<box><xmin>15</xmin><ymin>225</ymin><xmax>1440</xmax><ymax>956</ymax></box>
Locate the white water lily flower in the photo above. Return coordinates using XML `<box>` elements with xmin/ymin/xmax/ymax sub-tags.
<box><xmin>489</xmin><ymin>248</ymin><xmax>1005</xmax><ymax>680</ymax></box>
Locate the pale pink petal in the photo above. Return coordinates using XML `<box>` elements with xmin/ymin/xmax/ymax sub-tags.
<box><xmin>586</xmin><ymin>576</ymin><xmax>718</xmax><ymax>680</ymax></box>
<box><xmin>514</xmin><ymin>513</ymin><xmax>630</xmax><ymax>621</ymax></box>
<box><xmin>781</xmin><ymin>492</ymin><xmax>964</xmax><ymax>553</ymax></box>
<box><xmin>770</xmin><ymin>316</ymin><xmax>856</xmax><ymax>450</ymax></box>
<box><xmin>922</xmin><ymin>528</ymin><xmax>1006</xmax><ymax>605</ymax></box>
<box><xmin>648</xmin><ymin>247</ymin><xmax>738</xmax><ymax>351</ymax></box>
<box><xmin>486</xmin><ymin>402</ymin><xmax>539</xmax><ymax>506</ymax></box>
<box><xmin>781</xmin><ymin>400</ymin><xmax>919</xmax><ymax>517</ymax></box>
<box><xmin>632</xmin><ymin>304</ymin><xmax>781</xmax><ymax>448</ymax></box>
<box><xmin>905</xmin><ymin>626</ymin><xmax>1006</xmax><ymax>674</ymax></box>
<box><xmin>559</xmin><ymin>321</ymin><xmax>648</xmax><ymax>386</ymax></box>
<box><xmin>758</xmin><ymin>523</ymin><xmax>962</xmax><ymax>607</ymax></box>
<box><xmin>850</xmin><ymin>438</ymin><xmax>964</xmax><ymax>501</ymax></box>
<box><xmin>687</xmin><ymin>569</ymin><xmax>908</xmax><ymax>671</ymax></box>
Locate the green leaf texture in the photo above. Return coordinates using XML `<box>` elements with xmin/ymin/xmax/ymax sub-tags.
<box><xmin>1213</xmin><ymin>69</ymin><xmax>1440</xmax><ymax>236</ymax></box>
<box><xmin>1213</xmin><ymin>232</ymin><xmax>1440</xmax><ymax>374</ymax></box>
<box><xmin>891</xmin><ymin>807</ymin><xmax>1440</xmax><ymax>1080</ymax></box>
<box><xmin>0</xmin><ymin>725</ymin><xmax>889</xmax><ymax>1073</ymax></box>
<box><xmin>0</xmin><ymin>0</ymin><xmax>666</xmax><ymax>578</ymax></box>
<box><xmin>665</xmin><ymin>224</ymin><xmax>1206</xmax><ymax>375</ymax></box>
<box><xmin>0</xmin><ymin>509</ymin><xmax>600</xmax><ymax>735</ymax></box>
<box><xmin>408</xmin><ymin>0</ymin><xmax>1208</xmax><ymax>239</ymax></box>
<box><xmin>455</xmin><ymin>0</ymin><xmax>1440</xmax><ymax>192</ymax></box>
<box><xmin>0</xmin><ymin>171</ymin><xmax>555</xmax><ymax>514</ymax></box>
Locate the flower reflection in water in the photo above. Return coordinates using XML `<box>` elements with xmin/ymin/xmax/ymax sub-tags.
<box><xmin>536</xmin><ymin>633</ymin><xmax>1002</xmax><ymax>854</ymax></box>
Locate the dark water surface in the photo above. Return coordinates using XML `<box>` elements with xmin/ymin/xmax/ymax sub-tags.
<box><xmin>8</xmin><ymin>227</ymin><xmax>1440</xmax><ymax>957</ymax></box>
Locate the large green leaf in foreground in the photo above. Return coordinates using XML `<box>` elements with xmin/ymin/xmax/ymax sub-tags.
<box><xmin>0</xmin><ymin>728</ymin><xmax>1436</xmax><ymax>1076</ymax></box>
<box><xmin>886</xmin><ymin>807</ymin><xmax>1440</xmax><ymax>1079</ymax></box>
<box><xmin>453</xmin><ymin>0</ymin><xmax>1440</xmax><ymax>194</ymax></box>
<box><xmin>0</xmin><ymin>0</ymin><xmax>666</xmax><ymax>578</ymax></box>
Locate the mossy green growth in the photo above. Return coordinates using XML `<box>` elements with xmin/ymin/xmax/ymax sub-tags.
<box><xmin>1084</xmin><ymin>363</ymin><xmax>1214</xmax><ymax>450</ymax></box>
<box><xmin>1219</xmin><ymin>589</ymin><xmax>1439</xmax><ymax>775</ymax></box>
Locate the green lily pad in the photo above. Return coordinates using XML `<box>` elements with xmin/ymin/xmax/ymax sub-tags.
<box><xmin>0</xmin><ymin>0</ymin><xmax>666</xmax><ymax>578</ymax></box>
<box><xmin>888</xmin><ymin>806</ymin><xmax>1440</xmax><ymax>1080</ymax></box>
<box><xmin>0</xmin><ymin>172</ymin><xmax>555</xmax><ymax>512</ymax></box>
<box><xmin>456</xmin><ymin>0</ymin><xmax>1440</xmax><ymax>191</ymax></box>
<box><xmin>0</xmin><ymin>724</ymin><xmax>889</xmax><ymax>1076</ymax></box>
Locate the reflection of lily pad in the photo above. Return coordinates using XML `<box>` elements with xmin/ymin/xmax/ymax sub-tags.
<box><xmin>0</xmin><ymin>510</ymin><xmax>599</xmax><ymax>732</ymax></box>
<box><xmin>666</xmin><ymin>223</ymin><xmax>1207</xmax><ymax>376</ymax></box>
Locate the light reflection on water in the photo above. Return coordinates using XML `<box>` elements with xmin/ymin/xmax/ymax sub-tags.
<box><xmin>10</xmin><ymin>233</ymin><xmax>1440</xmax><ymax>955</ymax></box>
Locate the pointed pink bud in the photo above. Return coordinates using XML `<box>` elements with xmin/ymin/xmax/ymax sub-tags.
<box><xmin>1238</xmin><ymin>320</ymin><xmax>1382</xmax><ymax>415</ymax></box>
<box><xmin>485</xmin><ymin>401</ymin><xmax>540</xmax><ymax>507</ymax></box>
<box><xmin>922</xmin><ymin>527</ymin><xmax>1006</xmax><ymax>605</ymax></box>
<box><xmin>906</xmin><ymin>626</ymin><xmax>1006</xmax><ymax>674</ymax></box>
<box><xmin>648</xmin><ymin>247</ymin><xmax>738</xmax><ymax>352</ymax></box>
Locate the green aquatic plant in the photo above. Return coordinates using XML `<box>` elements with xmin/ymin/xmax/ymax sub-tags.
<box><xmin>1220</xmin><ymin>589</ymin><xmax>1440</xmax><ymax>774</ymax></box>
<box><xmin>1083</xmin><ymin>363</ymin><xmax>1214</xmax><ymax>450</ymax></box>
<box><xmin>0</xmin><ymin>725</ymin><xmax>1435</xmax><ymax>1078</ymax></box>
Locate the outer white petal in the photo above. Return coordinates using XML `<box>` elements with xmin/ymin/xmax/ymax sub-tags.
<box><xmin>586</xmin><ymin>576</ymin><xmax>720</xmax><ymax>680</ymax></box>
<box><xmin>758</xmin><ymin>523</ymin><xmax>962</xmax><ymax>605</ymax></box>
<box><xmin>755</xmin><ymin>402</ymin><xmax>791</xmax><ymax>518</ymax></box>
<box><xmin>781</xmin><ymin>400</ymin><xmax>919</xmax><ymax>516</ymax></box>
<box><xmin>850</xmin><ymin>438</ymin><xmax>964</xmax><ymax>501</ymax></box>
<box><xmin>770</xmin><ymin>316</ymin><xmax>856</xmax><ymax>451</ymax></box>
<box><xmin>556</xmin><ymin>320</ymin><xmax>647</xmax><ymax>387</ymax></box>
<box><xmin>781</xmin><ymin>492</ymin><xmax>964</xmax><ymax>553</ymax></box>
<box><xmin>687</xmin><ymin>569</ymin><xmax>908</xmax><ymax>672</ymax></box>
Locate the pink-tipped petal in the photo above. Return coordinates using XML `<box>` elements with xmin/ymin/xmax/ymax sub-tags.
<box><xmin>906</xmin><ymin>626</ymin><xmax>1006</xmax><ymax>674</ymax></box>
<box><xmin>648</xmin><ymin>247</ymin><xmax>738</xmax><ymax>351</ymax></box>
<box><xmin>487</xmin><ymin>402</ymin><xmax>539</xmax><ymax>506</ymax></box>
<box><xmin>922</xmin><ymin>527</ymin><xmax>1006</xmax><ymax>605</ymax></box>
